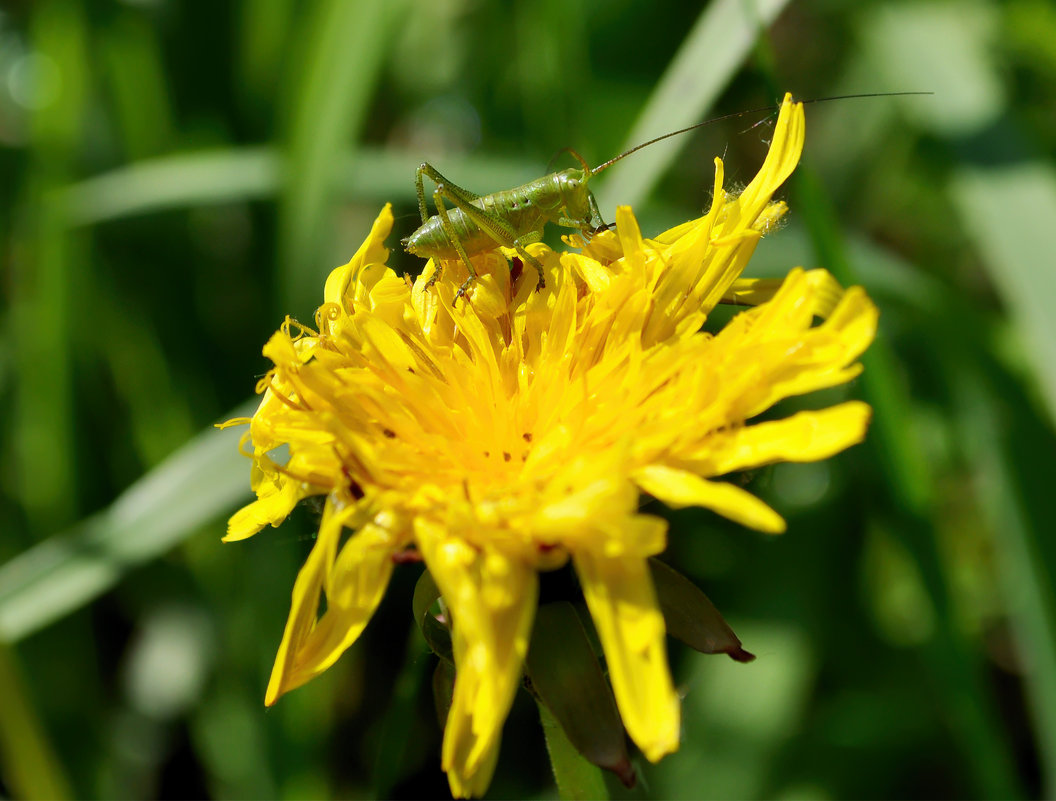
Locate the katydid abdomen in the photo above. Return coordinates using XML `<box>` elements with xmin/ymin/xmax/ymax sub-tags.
<box><xmin>404</xmin><ymin>199</ymin><xmax>545</xmax><ymax>262</ymax></box>
<box><xmin>403</xmin><ymin>177</ymin><xmax>560</xmax><ymax>263</ymax></box>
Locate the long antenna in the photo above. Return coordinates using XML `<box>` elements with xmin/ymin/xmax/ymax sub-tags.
<box><xmin>589</xmin><ymin>91</ymin><xmax>933</xmax><ymax>175</ymax></box>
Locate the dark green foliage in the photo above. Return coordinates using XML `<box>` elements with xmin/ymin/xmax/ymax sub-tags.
<box><xmin>1</xmin><ymin>0</ymin><xmax>1054</xmax><ymax>798</ymax></box>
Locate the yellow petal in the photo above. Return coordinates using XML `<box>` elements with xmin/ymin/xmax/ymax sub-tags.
<box><xmin>534</xmin><ymin>475</ymin><xmax>635</xmax><ymax>536</ymax></box>
<box><xmin>708</xmin><ymin>268</ymin><xmax>879</xmax><ymax>419</ymax></box>
<box><xmin>416</xmin><ymin>520</ymin><xmax>538</xmax><ymax>798</ymax></box>
<box><xmin>573</xmin><ymin>550</ymin><xmax>679</xmax><ymax>762</ymax></box>
<box><xmin>462</xmin><ymin>270</ymin><xmax>507</xmax><ymax>321</ymax></box>
<box><xmin>823</xmin><ymin>285</ymin><xmax>879</xmax><ymax>360</ymax></box>
<box><xmin>614</xmin><ymin>205</ymin><xmax>648</xmax><ymax>277</ymax></box>
<box><xmin>265</xmin><ymin>503</ymin><xmax>395</xmax><ymax>705</ymax></box>
<box><xmin>564</xmin><ymin>252</ymin><xmax>612</xmax><ymax>292</ymax></box>
<box><xmin>698</xmin><ymin>402</ymin><xmax>872</xmax><ymax>475</ymax></box>
<box><xmin>634</xmin><ymin>465</ymin><xmax>787</xmax><ymax>534</ymax></box>
<box><xmin>736</xmin><ymin>93</ymin><xmax>805</xmax><ymax>223</ymax></box>
<box><xmin>224</xmin><ymin>463</ymin><xmax>302</xmax><ymax>542</ymax></box>
<box><xmin>323</xmin><ymin>204</ymin><xmax>394</xmax><ymax>310</ymax></box>
<box><xmin>722</xmin><ymin>268</ymin><xmax>847</xmax><ymax>320</ymax></box>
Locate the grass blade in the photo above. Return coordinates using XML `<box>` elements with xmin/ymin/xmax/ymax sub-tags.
<box><xmin>951</xmin><ymin>365</ymin><xmax>1056</xmax><ymax>798</ymax></box>
<box><xmin>58</xmin><ymin>147</ymin><xmax>538</xmax><ymax>228</ymax></box>
<box><xmin>795</xmin><ymin>166</ymin><xmax>1023</xmax><ymax>798</ymax></box>
<box><xmin>0</xmin><ymin>404</ymin><xmax>255</xmax><ymax>642</ymax></box>
<box><xmin>278</xmin><ymin>0</ymin><xmax>407</xmax><ymax>317</ymax></box>
<box><xmin>0</xmin><ymin>642</ymin><xmax>72</xmax><ymax>799</ymax></box>
<box><xmin>11</xmin><ymin>0</ymin><xmax>90</xmax><ymax>534</ymax></box>
<box><xmin>949</xmin><ymin>163</ymin><xmax>1056</xmax><ymax>428</ymax></box>
<box><xmin>949</xmin><ymin>162</ymin><xmax>1056</xmax><ymax>797</ymax></box>
<box><xmin>59</xmin><ymin>147</ymin><xmax>278</xmax><ymax>226</ymax></box>
<box><xmin>595</xmin><ymin>0</ymin><xmax>791</xmax><ymax>212</ymax></box>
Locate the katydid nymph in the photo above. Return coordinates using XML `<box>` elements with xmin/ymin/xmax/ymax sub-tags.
<box><xmin>401</xmin><ymin>93</ymin><xmax>929</xmax><ymax>300</ymax></box>
<box><xmin>401</xmin><ymin>118</ymin><xmax>733</xmax><ymax>299</ymax></box>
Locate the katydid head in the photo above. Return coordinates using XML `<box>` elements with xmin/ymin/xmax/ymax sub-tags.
<box><xmin>552</xmin><ymin>167</ymin><xmax>594</xmax><ymax>226</ymax></box>
<box><xmin>548</xmin><ymin>148</ymin><xmax>597</xmax><ymax>227</ymax></box>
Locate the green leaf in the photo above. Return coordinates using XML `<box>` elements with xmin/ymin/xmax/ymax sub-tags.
<box><xmin>793</xmin><ymin>164</ymin><xmax>1024</xmax><ymax>799</ymax></box>
<box><xmin>860</xmin><ymin>2</ymin><xmax>1005</xmax><ymax>136</ymax></box>
<box><xmin>12</xmin><ymin>0</ymin><xmax>92</xmax><ymax>533</ymax></box>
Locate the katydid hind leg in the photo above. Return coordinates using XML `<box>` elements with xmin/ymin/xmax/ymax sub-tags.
<box><xmin>415</xmin><ymin>165</ymin><xmax>430</xmax><ymax>224</ymax></box>
<box><xmin>419</xmin><ymin>163</ymin><xmax>484</xmax><ymax>208</ymax></box>
<box><xmin>417</xmin><ymin>164</ymin><xmax>505</xmax><ymax>299</ymax></box>
<box><xmin>416</xmin><ymin>162</ymin><xmax>548</xmax><ymax>295</ymax></box>
<box><xmin>431</xmin><ymin>183</ymin><xmax>549</xmax><ymax>291</ymax></box>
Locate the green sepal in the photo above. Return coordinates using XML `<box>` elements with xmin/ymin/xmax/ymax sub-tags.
<box><xmin>538</xmin><ymin>700</ymin><xmax>609</xmax><ymax>801</ymax></box>
<box><xmin>649</xmin><ymin>558</ymin><xmax>755</xmax><ymax>662</ymax></box>
<box><xmin>412</xmin><ymin>568</ymin><xmax>453</xmax><ymax>664</ymax></box>
<box><xmin>432</xmin><ymin>658</ymin><xmax>455</xmax><ymax>730</ymax></box>
<box><xmin>526</xmin><ymin>601</ymin><xmax>635</xmax><ymax>788</ymax></box>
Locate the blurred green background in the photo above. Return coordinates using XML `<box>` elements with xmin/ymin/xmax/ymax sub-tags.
<box><xmin>2</xmin><ymin>0</ymin><xmax>1056</xmax><ymax>798</ymax></box>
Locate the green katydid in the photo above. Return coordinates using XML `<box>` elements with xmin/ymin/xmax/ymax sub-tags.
<box><xmin>401</xmin><ymin>93</ymin><xmax>930</xmax><ymax>299</ymax></box>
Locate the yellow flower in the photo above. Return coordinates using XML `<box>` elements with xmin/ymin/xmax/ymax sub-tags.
<box><xmin>225</xmin><ymin>94</ymin><xmax>877</xmax><ymax>797</ymax></box>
